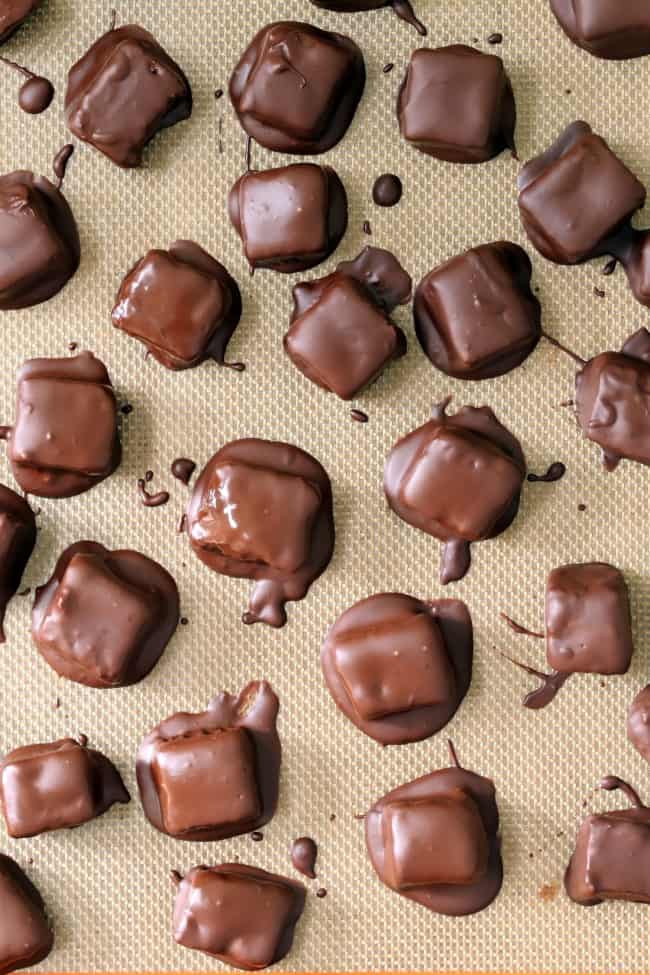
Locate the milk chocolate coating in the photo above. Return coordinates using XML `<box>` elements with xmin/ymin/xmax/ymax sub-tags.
<box><xmin>628</xmin><ymin>686</ymin><xmax>650</xmax><ymax>763</ymax></box>
<box><xmin>229</xmin><ymin>21</ymin><xmax>365</xmax><ymax>155</ymax></box>
<box><xmin>0</xmin><ymin>170</ymin><xmax>80</xmax><ymax>310</ymax></box>
<box><xmin>0</xmin><ymin>855</ymin><xmax>52</xmax><ymax>975</ymax></box>
<box><xmin>18</xmin><ymin>76</ymin><xmax>54</xmax><ymax>114</ymax></box>
<box><xmin>565</xmin><ymin>779</ymin><xmax>650</xmax><ymax>905</ymax></box>
<box><xmin>310</xmin><ymin>1</ymin><xmax>427</xmax><ymax>36</ymax></box>
<box><xmin>137</xmin><ymin>682</ymin><xmax>280</xmax><ymax>841</ymax></box>
<box><xmin>550</xmin><ymin>1</ymin><xmax>650</xmax><ymax>59</ymax></box>
<box><xmin>0</xmin><ymin>485</ymin><xmax>36</xmax><ymax>644</ymax></box>
<box><xmin>0</xmin><ymin>1</ymin><xmax>40</xmax><ymax>44</ymax></box>
<box><xmin>228</xmin><ymin>163</ymin><xmax>348</xmax><ymax>274</ymax></box>
<box><xmin>2</xmin><ymin>352</ymin><xmax>121</xmax><ymax>498</ymax></box>
<box><xmin>0</xmin><ymin>737</ymin><xmax>129</xmax><ymax>838</ymax></box>
<box><xmin>517</xmin><ymin>121</ymin><xmax>646</xmax><ymax>265</ymax></box>
<box><xmin>397</xmin><ymin>45</ymin><xmax>516</xmax><ymax>163</ymax></box>
<box><xmin>290</xmin><ymin>837</ymin><xmax>318</xmax><ymax>878</ymax></box>
<box><xmin>187</xmin><ymin>439</ymin><xmax>335</xmax><ymax>627</ymax></box>
<box><xmin>365</xmin><ymin>760</ymin><xmax>502</xmax><ymax>915</ymax></box>
<box><xmin>384</xmin><ymin>401</ymin><xmax>526</xmax><ymax>585</ymax></box>
<box><xmin>321</xmin><ymin>593</ymin><xmax>473</xmax><ymax>745</ymax></box>
<box><xmin>415</xmin><ymin>242</ymin><xmax>541</xmax><ymax>379</ymax></box>
<box><xmin>65</xmin><ymin>25</ymin><xmax>192</xmax><ymax>168</ymax></box>
<box><xmin>285</xmin><ymin>246</ymin><xmax>410</xmax><ymax>399</ymax></box>
<box><xmin>31</xmin><ymin>540</ymin><xmax>180</xmax><ymax>688</ymax></box>
<box><xmin>575</xmin><ymin>329</ymin><xmax>650</xmax><ymax>470</ymax></box>
<box><xmin>173</xmin><ymin>864</ymin><xmax>306</xmax><ymax>971</ymax></box>
<box><xmin>112</xmin><ymin>241</ymin><xmax>242</xmax><ymax>370</ymax></box>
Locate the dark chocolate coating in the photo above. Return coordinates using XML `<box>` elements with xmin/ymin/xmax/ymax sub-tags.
<box><xmin>372</xmin><ymin>173</ymin><xmax>403</xmax><ymax>207</ymax></box>
<box><xmin>0</xmin><ymin>854</ymin><xmax>52</xmax><ymax>975</ymax></box>
<box><xmin>365</xmin><ymin>761</ymin><xmax>502</xmax><ymax>916</ymax></box>
<box><xmin>0</xmin><ymin>1</ymin><xmax>40</xmax><ymax>44</ymax></box>
<box><xmin>0</xmin><ymin>738</ymin><xmax>129</xmax><ymax>838</ymax></box>
<box><xmin>0</xmin><ymin>170</ymin><xmax>80</xmax><ymax>310</ymax></box>
<box><xmin>186</xmin><ymin>439</ymin><xmax>334</xmax><ymax>627</ymax></box>
<box><xmin>31</xmin><ymin>540</ymin><xmax>180</xmax><ymax>688</ymax></box>
<box><xmin>0</xmin><ymin>484</ymin><xmax>36</xmax><ymax>643</ymax></box>
<box><xmin>173</xmin><ymin>864</ymin><xmax>306</xmax><ymax>971</ymax></box>
<box><xmin>290</xmin><ymin>837</ymin><xmax>318</xmax><ymax>878</ymax></box>
<box><xmin>228</xmin><ymin>163</ymin><xmax>348</xmax><ymax>274</ymax></box>
<box><xmin>65</xmin><ymin>25</ymin><xmax>192</xmax><ymax>168</ymax></box>
<box><xmin>309</xmin><ymin>1</ymin><xmax>427</xmax><ymax>36</ymax></box>
<box><xmin>414</xmin><ymin>242</ymin><xmax>541</xmax><ymax>379</ymax></box>
<box><xmin>229</xmin><ymin>21</ymin><xmax>365</xmax><ymax>155</ymax></box>
<box><xmin>628</xmin><ymin>685</ymin><xmax>650</xmax><ymax>763</ymax></box>
<box><xmin>384</xmin><ymin>401</ymin><xmax>526</xmax><ymax>585</ymax></box>
<box><xmin>18</xmin><ymin>76</ymin><xmax>54</xmax><ymax>114</ymax></box>
<box><xmin>397</xmin><ymin>45</ymin><xmax>516</xmax><ymax>163</ymax></box>
<box><xmin>517</xmin><ymin>121</ymin><xmax>646</xmax><ymax>265</ymax></box>
<box><xmin>3</xmin><ymin>352</ymin><xmax>121</xmax><ymax>498</ymax></box>
<box><xmin>550</xmin><ymin>1</ymin><xmax>650</xmax><ymax>59</ymax></box>
<box><xmin>285</xmin><ymin>246</ymin><xmax>410</xmax><ymax>399</ymax></box>
<box><xmin>137</xmin><ymin>682</ymin><xmax>280</xmax><ymax>841</ymax></box>
<box><xmin>321</xmin><ymin>593</ymin><xmax>473</xmax><ymax>745</ymax></box>
<box><xmin>112</xmin><ymin>241</ymin><xmax>242</xmax><ymax>370</ymax></box>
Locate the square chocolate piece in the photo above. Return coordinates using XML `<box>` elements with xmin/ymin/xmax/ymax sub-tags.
<box><xmin>173</xmin><ymin>865</ymin><xmax>306</xmax><ymax>970</ymax></box>
<box><xmin>398</xmin><ymin>45</ymin><xmax>515</xmax><ymax>163</ymax></box>
<box><xmin>382</xmin><ymin>792</ymin><xmax>489</xmax><ymax>889</ymax></box>
<box><xmin>575</xmin><ymin>352</ymin><xmax>650</xmax><ymax>468</ymax></box>
<box><xmin>333</xmin><ymin>610</ymin><xmax>454</xmax><ymax>721</ymax></box>
<box><xmin>0</xmin><ymin>855</ymin><xmax>53</xmax><ymax>975</ymax></box>
<box><xmin>545</xmin><ymin>563</ymin><xmax>633</xmax><ymax>674</ymax></box>
<box><xmin>152</xmin><ymin>728</ymin><xmax>261</xmax><ymax>836</ymax></box>
<box><xmin>567</xmin><ymin>812</ymin><xmax>650</xmax><ymax>903</ymax></box>
<box><xmin>65</xmin><ymin>25</ymin><xmax>192</xmax><ymax>168</ymax></box>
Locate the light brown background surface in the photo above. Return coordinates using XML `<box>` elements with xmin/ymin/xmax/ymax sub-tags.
<box><xmin>0</xmin><ymin>0</ymin><xmax>648</xmax><ymax>971</ymax></box>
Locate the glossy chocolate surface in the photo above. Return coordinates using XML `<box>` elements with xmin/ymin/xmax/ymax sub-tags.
<box><xmin>310</xmin><ymin>1</ymin><xmax>426</xmax><ymax>35</ymax></box>
<box><xmin>384</xmin><ymin>400</ymin><xmax>526</xmax><ymax>584</ymax></box>
<box><xmin>173</xmin><ymin>864</ymin><xmax>306</xmax><ymax>971</ymax></box>
<box><xmin>290</xmin><ymin>837</ymin><xmax>318</xmax><ymax>879</ymax></box>
<box><xmin>365</xmin><ymin>758</ymin><xmax>502</xmax><ymax>915</ymax></box>
<box><xmin>550</xmin><ymin>1</ymin><xmax>650</xmax><ymax>59</ymax></box>
<box><xmin>65</xmin><ymin>24</ymin><xmax>192</xmax><ymax>168</ymax></box>
<box><xmin>398</xmin><ymin>45</ymin><xmax>516</xmax><ymax>163</ymax></box>
<box><xmin>187</xmin><ymin>439</ymin><xmax>334</xmax><ymax>627</ymax></box>
<box><xmin>627</xmin><ymin>685</ymin><xmax>650</xmax><ymax>763</ymax></box>
<box><xmin>137</xmin><ymin>682</ymin><xmax>280</xmax><ymax>841</ymax></box>
<box><xmin>229</xmin><ymin>21</ymin><xmax>365</xmax><ymax>154</ymax></box>
<box><xmin>285</xmin><ymin>246</ymin><xmax>410</xmax><ymax>399</ymax></box>
<box><xmin>0</xmin><ymin>484</ymin><xmax>36</xmax><ymax>643</ymax></box>
<box><xmin>228</xmin><ymin>163</ymin><xmax>348</xmax><ymax>274</ymax></box>
<box><xmin>0</xmin><ymin>855</ymin><xmax>52</xmax><ymax>975</ymax></box>
<box><xmin>112</xmin><ymin>241</ymin><xmax>242</xmax><ymax>370</ymax></box>
<box><xmin>3</xmin><ymin>352</ymin><xmax>120</xmax><ymax>498</ymax></box>
<box><xmin>321</xmin><ymin>593</ymin><xmax>473</xmax><ymax>744</ymax></box>
<box><xmin>0</xmin><ymin>170</ymin><xmax>80</xmax><ymax>310</ymax></box>
<box><xmin>415</xmin><ymin>242</ymin><xmax>541</xmax><ymax>379</ymax></box>
<box><xmin>0</xmin><ymin>737</ymin><xmax>129</xmax><ymax>838</ymax></box>
<box><xmin>32</xmin><ymin>540</ymin><xmax>180</xmax><ymax>688</ymax></box>
<box><xmin>0</xmin><ymin>1</ymin><xmax>40</xmax><ymax>44</ymax></box>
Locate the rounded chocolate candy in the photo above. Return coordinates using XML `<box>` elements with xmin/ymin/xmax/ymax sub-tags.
<box><xmin>550</xmin><ymin>1</ymin><xmax>650</xmax><ymax>60</ymax></box>
<box><xmin>628</xmin><ymin>686</ymin><xmax>650</xmax><ymax>763</ymax></box>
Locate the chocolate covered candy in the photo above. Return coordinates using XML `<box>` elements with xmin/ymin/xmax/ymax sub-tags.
<box><xmin>364</xmin><ymin>748</ymin><xmax>502</xmax><ymax>915</ymax></box>
<box><xmin>0</xmin><ymin>1</ymin><xmax>40</xmax><ymax>44</ymax></box>
<box><xmin>415</xmin><ymin>242</ymin><xmax>541</xmax><ymax>379</ymax></box>
<box><xmin>0</xmin><ymin>855</ymin><xmax>52</xmax><ymax>975</ymax></box>
<box><xmin>397</xmin><ymin>45</ymin><xmax>516</xmax><ymax>163</ymax></box>
<box><xmin>229</xmin><ymin>21</ymin><xmax>365</xmax><ymax>155</ymax></box>
<box><xmin>517</xmin><ymin>121</ymin><xmax>645</xmax><ymax>264</ymax></box>
<box><xmin>1</xmin><ymin>352</ymin><xmax>120</xmax><ymax>498</ymax></box>
<box><xmin>285</xmin><ymin>247</ymin><xmax>410</xmax><ymax>399</ymax></box>
<box><xmin>0</xmin><ymin>169</ymin><xmax>80</xmax><ymax>310</ymax></box>
<box><xmin>172</xmin><ymin>864</ymin><xmax>305</xmax><ymax>970</ymax></box>
<box><xmin>384</xmin><ymin>400</ymin><xmax>526</xmax><ymax>584</ymax></box>
<box><xmin>321</xmin><ymin>593</ymin><xmax>473</xmax><ymax>745</ymax></box>
<box><xmin>137</xmin><ymin>682</ymin><xmax>279</xmax><ymax>841</ymax></box>
<box><xmin>32</xmin><ymin>541</ymin><xmax>180</xmax><ymax>688</ymax></box>
<box><xmin>550</xmin><ymin>1</ymin><xmax>650</xmax><ymax>60</ymax></box>
<box><xmin>187</xmin><ymin>439</ymin><xmax>334</xmax><ymax>627</ymax></box>
<box><xmin>65</xmin><ymin>24</ymin><xmax>192</xmax><ymax>168</ymax></box>
<box><xmin>0</xmin><ymin>737</ymin><xmax>129</xmax><ymax>838</ymax></box>
<box><xmin>112</xmin><ymin>241</ymin><xmax>242</xmax><ymax>370</ymax></box>
<box><xmin>228</xmin><ymin>163</ymin><xmax>347</xmax><ymax>274</ymax></box>
<box><xmin>310</xmin><ymin>1</ymin><xmax>426</xmax><ymax>34</ymax></box>
<box><xmin>0</xmin><ymin>485</ymin><xmax>36</xmax><ymax>643</ymax></box>
<box><xmin>565</xmin><ymin>777</ymin><xmax>650</xmax><ymax>906</ymax></box>
<box><xmin>628</xmin><ymin>686</ymin><xmax>650</xmax><ymax>763</ymax></box>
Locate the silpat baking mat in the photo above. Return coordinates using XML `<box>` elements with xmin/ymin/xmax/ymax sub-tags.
<box><xmin>0</xmin><ymin>0</ymin><xmax>648</xmax><ymax>972</ymax></box>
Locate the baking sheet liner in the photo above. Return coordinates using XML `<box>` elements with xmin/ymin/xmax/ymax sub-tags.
<box><xmin>0</xmin><ymin>0</ymin><xmax>648</xmax><ymax>971</ymax></box>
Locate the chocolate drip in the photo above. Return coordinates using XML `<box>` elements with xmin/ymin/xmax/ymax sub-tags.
<box><xmin>52</xmin><ymin>145</ymin><xmax>74</xmax><ymax>189</ymax></box>
<box><xmin>502</xmin><ymin>654</ymin><xmax>571</xmax><ymax>709</ymax></box>
<box><xmin>527</xmin><ymin>462</ymin><xmax>566</xmax><ymax>483</ymax></box>
<box><xmin>599</xmin><ymin>776</ymin><xmax>645</xmax><ymax>809</ymax></box>
<box><xmin>500</xmin><ymin>613</ymin><xmax>544</xmax><ymax>638</ymax></box>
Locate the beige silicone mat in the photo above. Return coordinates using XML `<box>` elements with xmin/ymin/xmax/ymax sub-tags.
<box><xmin>0</xmin><ymin>0</ymin><xmax>648</xmax><ymax>971</ymax></box>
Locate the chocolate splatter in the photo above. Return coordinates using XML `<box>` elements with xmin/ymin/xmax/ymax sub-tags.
<box><xmin>171</xmin><ymin>458</ymin><xmax>196</xmax><ymax>485</ymax></box>
<box><xmin>137</xmin><ymin>477</ymin><xmax>170</xmax><ymax>508</ymax></box>
<box><xmin>527</xmin><ymin>462</ymin><xmax>566</xmax><ymax>483</ymax></box>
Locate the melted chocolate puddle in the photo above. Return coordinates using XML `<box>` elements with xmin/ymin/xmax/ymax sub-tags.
<box><xmin>527</xmin><ymin>462</ymin><xmax>566</xmax><ymax>483</ymax></box>
<box><xmin>0</xmin><ymin>55</ymin><xmax>54</xmax><ymax>114</ymax></box>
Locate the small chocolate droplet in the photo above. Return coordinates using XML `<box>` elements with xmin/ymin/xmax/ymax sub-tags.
<box><xmin>68</xmin><ymin>341</ymin><xmax>77</xmax><ymax>351</ymax></box>
<box><xmin>18</xmin><ymin>76</ymin><xmax>54</xmax><ymax>114</ymax></box>
<box><xmin>578</xmin><ymin>503</ymin><xmax>587</xmax><ymax>511</ymax></box>
<box><xmin>316</xmin><ymin>887</ymin><xmax>327</xmax><ymax>898</ymax></box>
<box><xmin>602</xmin><ymin>258</ymin><xmax>617</xmax><ymax>276</ymax></box>
<box><xmin>383</xmin><ymin>63</ymin><xmax>394</xmax><ymax>74</ymax></box>
<box><xmin>180</xmin><ymin>617</ymin><xmax>189</xmax><ymax>626</ymax></box>
<box><xmin>214</xmin><ymin>88</ymin><xmax>224</xmax><ymax>100</ymax></box>
<box><xmin>487</xmin><ymin>32</ymin><xmax>503</xmax><ymax>44</ymax></box>
<box><xmin>362</xmin><ymin>220</ymin><xmax>372</xmax><ymax>236</ymax></box>
<box><xmin>351</xmin><ymin>409</ymin><xmax>369</xmax><ymax>424</ymax></box>
<box><xmin>251</xmin><ymin>831</ymin><xmax>264</xmax><ymax>842</ymax></box>
<box><xmin>372</xmin><ymin>173</ymin><xmax>403</xmax><ymax>208</ymax></box>
<box><xmin>594</xmin><ymin>287</ymin><xmax>606</xmax><ymax>298</ymax></box>
<box><xmin>171</xmin><ymin>458</ymin><xmax>196</xmax><ymax>485</ymax></box>
<box><xmin>120</xmin><ymin>403</ymin><xmax>133</xmax><ymax>415</ymax></box>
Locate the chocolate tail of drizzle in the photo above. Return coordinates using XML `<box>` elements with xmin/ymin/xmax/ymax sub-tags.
<box><xmin>500</xmin><ymin>612</ymin><xmax>544</xmax><ymax>639</ymax></box>
<box><xmin>440</xmin><ymin>539</ymin><xmax>471</xmax><ymax>585</ymax></box>
<box><xmin>392</xmin><ymin>0</ymin><xmax>427</xmax><ymax>35</ymax></box>
<box><xmin>599</xmin><ymin>775</ymin><xmax>645</xmax><ymax>809</ymax></box>
<box><xmin>501</xmin><ymin>653</ymin><xmax>570</xmax><ymax>709</ymax></box>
